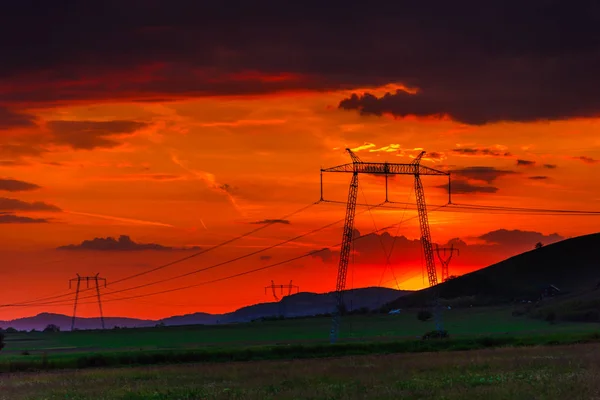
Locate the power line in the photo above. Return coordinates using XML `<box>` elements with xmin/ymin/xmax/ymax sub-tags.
<box><xmin>18</xmin><ymin>204</ymin><xmax>447</xmax><ymax>309</ymax></box>
<box><xmin>448</xmin><ymin>202</ymin><xmax>600</xmax><ymax>215</ymax></box>
<box><xmin>324</xmin><ymin>199</ymin><xmax>600</xmax><ymax>216</ymax></box>
<box><xmin>0</xmin><ymin>201</ymin><xmax>320</xmax><ymax>308</ymax></box>
<box><xmin>11</xmin><ymin>202</ymin><xmax>385</xmax><ymax>308</ymax></box>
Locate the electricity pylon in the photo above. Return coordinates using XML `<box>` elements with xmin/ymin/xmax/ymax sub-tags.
<box><xmin>321</xmin><ymin>149</ymin><xmax>450</xmax><ymax>343</ymax></box>
<box><xmin>265</xmin><ymin>280</ymin><xmax>299</xmax><ymax>317</ymax></box>
<box><xmin>435</xmin><ymin>244</ymin><xmax>460</xmax><ymax>282</ymax></box>
<box><xmin>69</xmin><ymin>274</ymin><xmax>107</xmax><ymax>331</ymax></box>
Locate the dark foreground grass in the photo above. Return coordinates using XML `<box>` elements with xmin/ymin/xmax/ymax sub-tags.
<box><xmin>2</xmin><ymin>331</ymin><xmax>600</xmax><ymax>373</ymax></box>
<box><xmin>2</xmin><ymin>343</ymin><xmax>600</xmax><ymax>399</ymax></box>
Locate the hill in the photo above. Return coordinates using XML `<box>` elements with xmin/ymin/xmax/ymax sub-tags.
<box><xmin>385</xmin><ymin>232</ymin><xmax>600</xmax><ymax>319</ymax></box>
<box><xmin>383</xmin><ymin>233</ymin><xmax>600</xmax><ymax>321</ymax></box>
<box><xmin>1</xmin><ymin>287</ymin><xmax>409</xmax><ymax>331</ymax></box>
<box><xmin>157</xmin><ymin>287</ymin><xmax>408</xmax><ymax>326</ymax></box>
<box><xmin>0</xmin><ymin>313</ymin><xmax>153</xmax><ymax>332</ymax></box>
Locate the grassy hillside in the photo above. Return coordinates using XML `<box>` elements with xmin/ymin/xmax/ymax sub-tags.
<box><xmin>385</xmin><ymin>232</ymin><xmax>600</xmax><ymax>311</ymax></box>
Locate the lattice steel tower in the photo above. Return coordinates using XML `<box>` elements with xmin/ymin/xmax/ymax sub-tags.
<box><xmin>321</xmin><ymin>149</ymin><xmax>450</xmax><ymax>343</ymax></box>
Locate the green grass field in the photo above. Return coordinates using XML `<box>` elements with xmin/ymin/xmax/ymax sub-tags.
<box><xmin>1</xmin><ymin>306</ymin><xmax>599</xmax><ymax>374</ymax></box>
<box><xmin>3</xmin><ymin>307</ymin><xmax>599</xmax><ymax>355</ymax></box>
<box><xmin>3</xmin><ymin>343</ymin><xmax>600</xmax><ymax>399</ymax></box>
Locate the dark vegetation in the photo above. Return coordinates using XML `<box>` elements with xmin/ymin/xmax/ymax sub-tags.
<box><xmin>422</xmin><ymin>330</ymin><xmax>449</xmax><ymax>340</ymax></box>
<box><xmin>43</xmin><ymin>324</ymin><xmax>60</xmax><ymax>333</ymax></box>
<box><xmin>2</xmin><ymin>331</ymin><xmax>600</xmax><ymax>373</ymax></box>
<box><xmin>417</xmin><ymin>310</ymin><xmax>433</xmax><ymax>322</ymax></box>
<box><xmin>0</xmin><ymin>332</ymin><xmax>4</xmax><ymax>352</ymax></box>
<box><xmin>384</xmin><ymin>233</ymin><xmax>600</xmax><ymax>324</ymax></box>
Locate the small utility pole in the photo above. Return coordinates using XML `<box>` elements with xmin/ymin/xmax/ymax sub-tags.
<box><xmin>265</xmin><ymin>280</ymin><xmax>299</xmax><ymax>317</ymax></box>
<box><xmin>435</xmin><ymin>244</ymin><xmax>460</xmax><ymax>282</ymax></box>
<box><xmin>69</xmin><ymin>273</ymin><xmax>107</xmax><ymax>331</ymax></box>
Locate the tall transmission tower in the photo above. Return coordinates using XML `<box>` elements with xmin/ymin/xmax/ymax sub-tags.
<box><xmin>321</xmin><ymin>149</ymin><xmax>450</xmax><ymax>343</ymax></box>
<box><xmin>265</xmin><ymin>280</ymin><xmax>299</xmax><ymax>317</ymax></box>
<box><xmin>435</xmin><ymin>244</ymin><xmax>460</xmax><ymax>282</ymax></box>
<box><xmin>69</xmin><ymin>273</ymin><xmax>107</xmax><ymax>331</ymax></box>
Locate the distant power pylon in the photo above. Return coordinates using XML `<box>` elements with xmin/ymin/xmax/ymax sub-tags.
<box><xmin>435</xmin><ymin>244</ymin><xmax>460</xmax><ymax>282</ymax></box>
<box><xmin>69</xmin><ymin>274</ymin><xmax>106</xmax><ymax>331</ymax></box>
<box><xmin>265</xmin><ymin>280</ymin><xmax>299</xmax><ymax>317</ymax></box>
<box><xmin>321</xmin><ymin>149</ymin><xmax>450</xmax><ymax>343</ymax></box>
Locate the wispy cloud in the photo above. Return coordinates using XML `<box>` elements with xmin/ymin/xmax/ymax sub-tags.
<box><xmin>516</xmin><ymin>159</ymin><xmax>536</xmax><ymax>167</ymax></box>
<box><xmin>170</xmin><ymin>153</ymin><xmax>243</xmax><ymax>215</ymax></box>
<box><xmin>0</xmin><ymin>178</ymin><xmax>41</xmax><ymax>192</ymax></box>
<box><xmin>0</xmin><ymin>197</ymin><xmax>61</xmax><ymax>212</ymax></box>
<box><xmin>573</xmin><ymin>156</ymin><xmax>599</xmax><ymax>164</ymax></box>
<box><xmin>64</xmin><ymin>210</ymin><xmax>174</xmax><ymax>227</ymax></box>
<box><xmin>350</xmin><ymin>142</ymin><xmax>376</xmax><ymax>152</ymax></box>
<box><xmin>0</xmin><ymin>213</ymin><xmax>50</xmax><ymax>224</ymax></box>
<box><xmin>249</xmin><ymin>219</ymin><xmax>290</xmax><ymax>225</ymax></box>
<box><xmin>452</xmin><ymin>148</ymin><xmax>512</xmax><ymax>157</ymax></box>
<box><xmin>197</xmin><ymin>119</ymin><xmax>286</xmax><ymax>127</ymax></box>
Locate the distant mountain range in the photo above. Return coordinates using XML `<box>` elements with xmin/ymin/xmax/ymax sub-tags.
<box><xmin>0</xmin><ymin>287</ymin><xmax>409</xmax><ymax>331</ymax></box>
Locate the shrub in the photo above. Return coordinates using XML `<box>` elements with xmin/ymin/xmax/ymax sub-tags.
<box><xmin>422</xmin><ymin>330</ymin><xmax>449</xmax><ymax>340</ymax></box>
<box><xmin>0</xmin><ymin>332</ymin><xmax>4</xmax><ymax>352</ymax></box>
<box><xmin>5</xmin><ymin>327</ymin><xmax>17</xmax><ymax>333</ymax></box>
<box><xmin>43</xmin><ymin>324</ymin><xmax>60</xmax><ymax>333</ymax></box>
<box><xmin>512</xmin><ymin>309</ymin><xmax>526</xmax><ymax>317</ymax></box>
<box><xmin>417</xmin><ymin>310</ymin><xmax>433</xmax><ymax>322</ymax></box>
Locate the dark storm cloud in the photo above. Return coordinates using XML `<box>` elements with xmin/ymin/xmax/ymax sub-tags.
<box><xmin>0</xmin><ymin>107</ymin><xmax>37</xmax><ymax>129</ymax></box>
<box><xmin>249</xmin><ymin>219</ymin><xmax>291</xmax><ymax>225</ymax></box>
<box><xmin>478</xmin><ymin>229</ymin><xmax>564</xmax><ymax>247</ymax></box>
<box><xmin>307</xmin><ymin>229</ymin><xmax>565</xmax><ymax>270</ymax></box>
<box><xmin>516</xmin><ymin>159</ymin><xmax>536</xmax><ymax>167</ymax></box>
<box><xmin>573</xmin><ymin>156</ymin><xmax>599</xmax><ymax>164</ymax></box>
<box><xmin>0</xmin><ymin>213</ymin><xmax>49</xmax><ymax>223</ymax></box>
<box><xmin>46</xmin><ymin>120</ymin><xmax>148</xmax><ymax>150</ymax></box>
<box><xmin>452</xmin><ymin>148</ymin><xmax>512</xmax><ymax>157</ymax></box>
<box><xmin>0</xmin><ymin>197</ymin><xmax>61</xmax><ymax>212</ymax></box>
<box><xmin>0</xmin><ymin>143</ymin><xmax>46</xmax><ymax>159</ymax></box>
<box><xmin>450</xmin><ymin>167</ymin><xmax>517</xmax><ymax>184</ymax></box>
<box><xmin>426</xmin><ymin>151</ymin><xmax>444</xmax><ymax>160</ymax></box>
<box><xmin>0</xmin><ymin>178</ymin><xmax>40</xmax><ymax>192</ymax></box>
<box><xmin>57</xmin><ymin>235</ymin><xmax>201</xmax><ymax>251</ymax></box>
<box><xmin>219</xmin><ymin>184</ymin><xmax>237</xmax><ymax>194</ymax></box>
<box><xmin>439</xmin><ymin>180</ymin><xmax>498</xmax><ymax>194</ymax></box>
<box><xmin>1</xmin><ymin>1</ymin><xmax>600</xmax><ymax>124</ymax></box>
<box><xmin>308</xmin><ymin>247</ymin><xmax>334</xmax><ymax>263</ymax></box>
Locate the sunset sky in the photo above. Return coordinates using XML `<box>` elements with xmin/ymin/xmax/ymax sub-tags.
<box><xmin>1</xmin><ymin>2</ymin><xmax>600</xmax><ymax>320</ymax></box>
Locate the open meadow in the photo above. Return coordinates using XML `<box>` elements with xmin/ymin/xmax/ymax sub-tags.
<box><xmin>1</xmin><ymin>306</ymin><xmax>600</xmax><ymax>373</ymax></box>
<box><xmin>2</xmin><ymin>343</ymin><xmax>600</xmax><ymax>399</ymax></box>
<box><xmin>3</xmin><ymin>307</ymin><xmax>600</xmax><ymax>355</ymax></box>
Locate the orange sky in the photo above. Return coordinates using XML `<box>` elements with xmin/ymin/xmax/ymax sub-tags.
<box><xmin>2</xmin><ymin>2</ymin><xmax>600</xmax><ymax>321</ymax></box>
<box><xmin>2</xmin><ymin>89</ymin><xmax>599</xmax><ymax>320</ymax></box>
